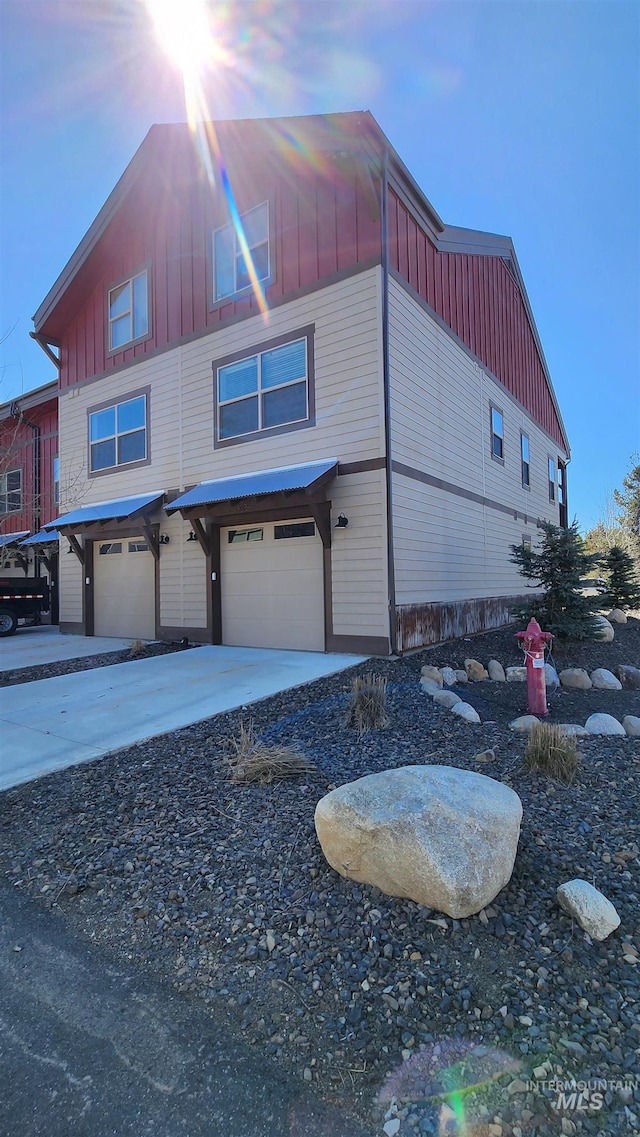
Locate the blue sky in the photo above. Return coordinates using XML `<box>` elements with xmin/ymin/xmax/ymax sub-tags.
<box><xmin>1</xmin><ymin>0</ymin><xmax>638</xmax><ymax>532</ymax></box>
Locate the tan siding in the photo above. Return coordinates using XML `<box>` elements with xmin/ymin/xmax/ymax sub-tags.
<box><xmin>59</xmin><ymin>544</ymin><xmax>84</xmax><ymax>624</ymax></box>
<box><xmin>57</xmin><ymin>267</ymin><xmax>388</xmax><ymax>642</ymax></box>
<box><xmin>389</xmin><ymin>278</ymin><xmax>564</xmax><ymax>607</ymax></box>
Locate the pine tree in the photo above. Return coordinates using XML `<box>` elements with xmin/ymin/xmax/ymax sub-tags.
<box><xmin>510</xmin><ymin>520</ymin><xmax>604</xmax><ymax>639</ymax></box>
<box><xmin>602</xmin><ymin>545</ymin><xmax>640</xmax><ymax>611</ymax></box>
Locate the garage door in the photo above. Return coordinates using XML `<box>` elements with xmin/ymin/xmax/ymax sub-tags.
<box><xmin>93</xmin><ymin>537</ymin><xmax>155</xmax><ymax>639</ymax></box>
<box><xmin>221</xmin><ymin>518</ymin><xmax>324</xmax><ymax>651</ymax></box>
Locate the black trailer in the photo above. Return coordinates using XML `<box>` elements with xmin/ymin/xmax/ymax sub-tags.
<box><xmin>0</xmin><ymin>578</ymin><xmax>50</xmax><ymax>636</ymax></box>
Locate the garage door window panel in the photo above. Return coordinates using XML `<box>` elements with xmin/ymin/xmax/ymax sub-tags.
<box><xmin>215</xmin><ymin>332</ymin><xmax>312</xmax><ymax>444</ymax></box>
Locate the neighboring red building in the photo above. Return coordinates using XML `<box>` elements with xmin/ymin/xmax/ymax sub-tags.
<box><xmin>32</xmin><ymin>112</ymin><xmax>570</xmax><ymax>651</ymax></box>
<box><xmin>0</xmin><ymin>381</ymin><xmax>59</xmax><ymax>565</ymax></box>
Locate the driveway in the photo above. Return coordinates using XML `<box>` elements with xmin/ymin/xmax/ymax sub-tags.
<box><xmin>0</xmin><ymin>625</ymin><xmax>142</xmax><ymax>669</ymax></box>
<box><xmin>0</xmin><ymin>642</ymin><xmax>365</xmax><ymax>792</ymax></box>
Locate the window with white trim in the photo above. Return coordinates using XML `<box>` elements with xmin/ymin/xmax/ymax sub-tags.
<box><xmin>548</xmin><ymin>456</ymin><xmax>556</xmax><ymax>502</ymax></box>
<box><xmin>490</xmin><ymin>407</ymin><xmax>504</xmax><ymax>461</ymax></box>
<box><xmin>0</xmin><ymin>469</ymin><xmax>22</xmax><ymax>513</ymax></box>
<box><xmin>53</xmin><ymin>456</ymin><xmax>60</xmax><ymax>506</ymax></box>
<box><xmin>213</xmin><ymin>202</ymin><xmax>270</xmax><ymax>302</ymax></box>
<box><xmin>108</xmin><ymin>271</ymin><xmax>148</xmax><ymax>351</ymax></box>
<box><xmin>216</xmin><ymin>336</ymin><xmax>309</xmax><ymax>441</ymax></box>
<box><xmin>520</xmin><ymin>433</ymin><xmax>530</xmax><ymax>488</ymax></box>
<box><xmin>89</xmin><ymin>395</ymin><xmax>147</xmax><ymax>472</ymax></box>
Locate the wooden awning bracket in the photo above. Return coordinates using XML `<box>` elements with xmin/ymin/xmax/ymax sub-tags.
<box><xmin>67</xmin><ymin>534</ymin><xmax>84</xmax><ymax>564</ymax></box>
<box><xmin>141</xmin><ymin>519</ymin><xmax>160</xmax><ymax>562</ymax></box>
<box><xmin>309</xmin><ymin>502</ymin><xmax>331</xmax><ymax>549</ymax></box>
<box><xmin>191</xmin><ymin>517</ymin><xmax>212</xmax><ymax>557</ymax></box>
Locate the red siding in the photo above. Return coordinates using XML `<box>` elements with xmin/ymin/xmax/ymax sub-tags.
<box><xmin>388</xmin><ymin>191</ymin><xmax>565</xmax><ymax>448</ymax></box>
<box><xmin>52</xmin><ymin>128</ymin><xmax>382</xmax><ymax>391</ymax></box>
<box><xmin>0</xmin><ymin>398</ymin><xmax>58</xmax><ymax>535</ymax></box>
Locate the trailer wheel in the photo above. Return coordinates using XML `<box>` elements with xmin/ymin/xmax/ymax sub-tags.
<box><xmin>0</xmin><ymin>608</ymin><xmax>18</xmax><ymax>636</ymax></box>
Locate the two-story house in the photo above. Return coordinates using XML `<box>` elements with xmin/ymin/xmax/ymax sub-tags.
<box><xmin>33</xmin><ymin>111</ymin><xmax>569</xmax><ymax>654</ymax></box>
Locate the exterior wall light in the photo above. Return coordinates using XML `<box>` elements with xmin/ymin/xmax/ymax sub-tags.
<box><xmin>335</xmin><ymin>514</ymin><xmax>349</xmax><ymax>528</ymax></box>
<box><xmin>187</xmin><ymin>531</ymin><xmax>197</xmax><ymax>541</ymax></box>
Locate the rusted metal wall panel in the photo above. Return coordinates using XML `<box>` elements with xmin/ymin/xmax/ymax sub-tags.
<box><xmin>396</xmin><ymin>595</ymin><xmax>530</xmax><ymax>652</ymax></box>
<box><xmin>388</xmin><ymin>191</ymin><xmax>565</xmax><ymax>450</ymax></box>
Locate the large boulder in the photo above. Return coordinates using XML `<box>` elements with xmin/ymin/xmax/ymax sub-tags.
<box><xmin>623</xmin><ymin>716</ymin><xmax>640</xmax><ymax>738</ymax></box>
<box><xmin>607</xmin><ymin>609</ymin><xmax>627</xmax><ymax>624</ymax></box>
<box><xmin>434</xmin><ymin>690</ymin><xmax>463</xmax><ymax>710</ymax></box>
<box><xmin>593</xmin><ymin>615</ymin><xmax>615</xmax><ymax>642</ymax></box>
<box><xmin>420</xmin><ymin>666</ymin><xmax>443</xmax><ymax>687</ymax></box>
<box><xmin>465</xmin><ymin>658</ymin><xmax>489</xmax><ymax>682</ymax></box>
<box><xmin>506</xmin><ymin>666</ymin><xmax>527</xmax><ymax>683</ymax></box>
<box><xmin>559</xmin><ymin>668</ymin><xmax>592</xmax><ymax>690</ymax></box>
<box><xmin>314</xmin><ymin>765</ymin><xmax>523</xmax><ymax>919</ymax></box>
<box><xmin>440</xmin><ymin>667</ymin><xmax>458</xmax><ymax>687</ymax></box>
<box><xmin>488</xmin><ymin>659</ymin><xmax>506</xmax><ymax>681</ymax></box>
<box><xmin>450</xmin><ymin>701</ymin><xmax>481</xmax><ymax>724</ymax></box>
<box><xmin>617</xmin><ymin>665</ymin><xmax>640</xmax><ymax>690</ymax></box>
<box><xmin>585</xmin><ymin>713</ymin><xmax>626</xmax><ymax>736</ymax></box>
<box><xmin>590</xmin><ymin>668</ymin><xmax>622</xmax><ymax>691</ymax></box>
<box><xmin>557</xmin><ymin>880</ymin><xmax>621</xmax><ymax>941</ymax></box>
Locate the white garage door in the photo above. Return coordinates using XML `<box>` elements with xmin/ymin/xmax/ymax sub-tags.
<box><xmin>221</xmin><ymin>518</ymin><xmax>324</xmax><ymax>651</ymax></box>
<box><xmin>93</xmin><ymin>537</ymin><xmax>155</xmax><ymax>639</ymax></box>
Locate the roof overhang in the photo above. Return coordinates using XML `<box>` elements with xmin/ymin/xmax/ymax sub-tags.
<box><xmin>166</xmin><ymin>459</ymin><xmax>338</xmax><ymax>518</ymax></box>
<box><xmin>20</xmin><ymin>529</ymin><xmax>61</xmax><ymax>546</ymax></box>
<box><xmin>43</xmin><ymin>492</ymin><xmax>165</xmax><ymax>533</ymax></box>
<box><xmin>0</xmin><ymin>531</ymin><xmax>30</xmax><ymax>549</ymax></box>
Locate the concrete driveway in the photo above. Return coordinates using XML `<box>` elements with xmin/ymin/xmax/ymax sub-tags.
<box><xmin>0</xmin><ymin>641</ymin><xmax>365</xmax><ymax>792</ymax></box>
<box><xmin>0</xmin><ymin>624</ymin><xmax>143</xmax><ymax>668</ymax></box>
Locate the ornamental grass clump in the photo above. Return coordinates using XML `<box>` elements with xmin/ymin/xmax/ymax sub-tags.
<box><xmin>345</xmin><ymin>672</ymin><xmax>389</xmax><ymax>733</ymax></box>
<box><xmin>524</xmin><ymin>722</ymin><xmax>581</xmax><ymax>784</ymax></box>
<box><xmin>225</xmin><ymin>719</ymin><xmax>313</xmax><ymax>785</ymax></box>
<box><xmin>129</xmin><ymin>639</ymin><xmax>146</xmax><ymax>659</ymax></box>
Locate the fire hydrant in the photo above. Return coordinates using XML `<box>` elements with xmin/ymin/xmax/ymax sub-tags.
<box><xmin>515</xmin><ymin>617</ymin><xmax>553</xmax><ymax>716</ymax></box>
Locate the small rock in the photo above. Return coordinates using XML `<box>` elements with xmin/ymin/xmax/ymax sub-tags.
<box><xmin>585</xmin><ymin>713</ymin><xmax>626</xmax><ymax>736</ymax></box>
<box><xmin>384</xmin><ymin>1120</ymin><xmax>401</xmax><ymax>1137</ymax></box>
<box><xmin>450</xmin><ymin>701</ymin><xmax>481</xmax><ymax>724</ymax></box>
<box><xmin>607</xmin><ymin>609</ymin><xmax>627</xmax><ymax>624</ymax></box>
<box><xmin>488</xmin><ymin>659</ymin><xmax>506</xmax><ymax>682</ymax></box>
<box><xmin>623</xmin><ymin>715</ymin><xmax>640</xmax><ymax>737</ymax></box>
<box><xmin>472</xmin><ymin>748</ymin><xmax>496</xmax><ymax>763</ymax></box>
<box><xmin>509</xmin><ymin>715</ymin><xmax>540</xmax><ymax>732</ymax></box>
<box><xmin>433</xmin><ymin>690</ymin><xmax>463</xmax><ymax>710</ymax></box>
<box><xmin>506</xmin><ymin>666</ymin><xmax>527</xmax><ymax>682</ymax></box>
<box><xmin>465</xmin><ymin>658</ymin><xmax>489</xmax><ymax>682</ymax></box>
<box><xmin>559</xmin><ymin>668</ymin><xmax>592</xmax><ymax>690</ymax></box>
<box><xmin>590</xmin><ymin>667</ymin><xmax>622</xmax><ymax>690</ymax></box>
<box><xmin>557</xmin><ymin>723</ymin><xmax>589</xmax><ymax>737</ymax></box>
<box><xmin>454</xmin><ymin>669</ymin><xmax>468</xmax><ymax>684</ymax></box>
<box><xmin>266</xmin><ymin>931</ymin><xmax>276</xmax><ymax>953</ymax></box>
<box><xmin>420</xmin><ymin>666</ymin><xmax>443</xmax><ymax>687</ymax></box>
<box><xmin>557</xmin><ymin>879</ymin><xmax>621</xmax><ymax>940</ymax></box>
<box><xmin>440</xmin><ymin>667</ymin><xmax>457</xmax><ymax>687</ymax></box>
<box><xmin>303</xmin><ymin>1067</ymin><xmax>312</xmax><ymax>1082</ymax></box>
<box><xmin>618</xmin><ymin>664</ymin><xmax>640</xmax><ymax>690</ymax></box>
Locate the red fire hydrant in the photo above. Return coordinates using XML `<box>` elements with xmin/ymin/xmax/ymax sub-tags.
<box><xmin>515</xmin><ymin>617</ymin><xmax>553</xmax><ymax>716</ymax></box>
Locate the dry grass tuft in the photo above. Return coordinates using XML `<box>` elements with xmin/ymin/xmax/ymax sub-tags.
<box><xmin>225</xmin><ymin>719</ymin><xmax>313</xmax><ymax>785</ymax></box>
<box><xmin>524</xmin><ymin>722</ymin><xmax>581</xmax><ymax>784</ymax></box>
<box><xmin>129</xmin><ymin>639</ymin><xmax>146</xmax><ymax>659</ymax></box>
<box><xmin>345</xmin><ymin>672</ymin><xmax>389</xmax><ymax>733</ymax></box>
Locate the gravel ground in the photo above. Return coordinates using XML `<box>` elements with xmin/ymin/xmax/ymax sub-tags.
<box><xmin>0</xmin><ymin>621</ymin><xmax>639</xmax><ymax>1137</ymax></box>
<box><xmin>0</xmin><ymin>639</ymin><xmax>193</xmax><ymax>688</ymax></box>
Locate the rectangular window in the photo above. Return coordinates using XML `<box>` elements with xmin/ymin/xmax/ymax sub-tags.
<box><xmin>520</xmin><ymin>433</ymin><xmax>530</xmax><ymax>488</ymax></box>
<box><xmin>522</xmin><ymin>533</ymin><xmax>532</xmax><ymax>550</ymax></box>
<box><xmin>548</xmin><ymin>456</ymin><xmax>556</xmax><ymax>502</ymax></box>
<box><xmin>213</xmin><ymin>202</ymin><xmax>270</xmax><ymax>302</ymax></box>
<box><xmin>128</xmin><ymin>540</ymin><xmax>149</xmax><ymax>553</ymax></box>
<box><xmin>0</xmin><ymin>469</ymin><xmax>22</xmax><ymax>513</ymax></box>
<box><xmin>89</xmin><ymin>395</ymin><xmax>147</xmax><ymax>473</ymax></box>
<box><xmin>274</xmin><ymin>522</ymin><xmax>316</xmax><ymax>540</ymax></box>
<box><xmin>99</xmin><ymin>542</ymin><xmax>122</xmax><ymax>555</ymax></box>
<box><xmin>228</xmin><ymin>528</ymin><xmax>263</xmax><ymax>544</ymax></box>
<box><xmin>217</xmin><ymin>336</ymin><xmax>309</xmax><ymax>441</ymax></box>
<box><xmin>490</xmin><ymin>407</ymin><xmax>504</xmax><ymax>461</ymax></box>
<box><xmin>53</xmin><ymin>456</ymin><xmax>60</xmax><ymax>506</ymax></box>
<box><xmin>108</xmin><ymin>270</ymin><xmax>149</xmax><ymax>351</ymax></box>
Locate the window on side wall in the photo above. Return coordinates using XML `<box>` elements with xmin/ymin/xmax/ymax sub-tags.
<box><xmin>89</xmin><ymin>393</ymin><xmax>148</xmax><ymax>473</ymax></box>
<box><xmin>490</xmin><ymin>406</ymin><xmax>504</xmax><ymax>461</ymax></box>
<box><xmin>108</xmin><ymin>270</ymin><xmax>149</xmax><ymax>351</ymax></box>
<box><xmin>214</xmin><ymin>330</ymin><xmax>313</xmax><ymax>445</ymax></box>
<box><xmin>548</xmin><ymin>456</ymin><xmax>556</xmax><ymax>502</ymax></box>
<box><xmin>520</xmin><ymin>433</ymin><xmax>530</xmax><ymax>488</ymax></box>
<box><xmin>213</xmin><ymin>202</ymin><xmax>270</xmax><ymax>303</ymax></box>
<box><xmin>53</xmin><ymin>456</ymin><xmax>60</xmax><ymax>506</ymax></box>
<box><xmin>0</xmin><ymin>469</ymin><xmax>22</xmax><ymax>513</ymax></box>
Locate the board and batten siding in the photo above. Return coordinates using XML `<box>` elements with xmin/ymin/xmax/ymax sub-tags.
<box><xmin>56</xmin><ymin>266</ymin><xmax>388</xmax><ymax>643</ymax></box>
<box><xmin>388</xmin><ymin>276</ymin><xmax>565</xmax><ymax>614</ymax></box>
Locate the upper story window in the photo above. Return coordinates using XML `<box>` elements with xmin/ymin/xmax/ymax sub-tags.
<box><xmin>490</xmin><ymin>406</ymin><xmax>504</xmax><ymax>461</ymax></box>
<box><xmin>89</xmin><ymin>393</ymin><xmax>147</xmax><ymax>473</ymax></box>
<box><xmin>215</xmin><ymin>330</ymin><xmax>313</xmax><ymax>445</ymax></box>
<box><xmin>0</xmin><ymin>469</ymin><xmax>21</xmax><ymax>513</ymax></box>
<box><xmin>548</xmin><ymin>456</ymin><xmax>556</xmax><ymax>502</ymax></box>
<box><xmin>520</xmin><ymin>432</ymin><xmax>530</xmax><ymax>488</ymax></box>
<box><xmin>213</xmin><ymin>202</ymin><xmax>270</xmax><ymax>303</ymax></box>
<box><xmin>53</xmin><ymin>456</ymin><xmax>60</xmax><ymax>506</ymax></box>
<box><xmin>108</xmin><ymin>270</ymin><xmax>149</xmax><ymax>351</ymax></box>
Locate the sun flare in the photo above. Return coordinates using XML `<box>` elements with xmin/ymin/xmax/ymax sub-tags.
<box><xmin>147</xmin><ymin>0</ymin><xmax>213</xmax><ymax>80</ymax></box>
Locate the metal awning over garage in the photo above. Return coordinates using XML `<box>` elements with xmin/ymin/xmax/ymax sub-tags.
<box><xmin>0</xmin><ymin>531</ymin><xmax>30</xmax><ymax>548</ymax></box>
<box><xmin>20</xmin><ymin>530</ymin><xmax>61</xmax><ymax>546</ymax></box>
<box><xmin>43</xmin><ymin>492</ymin><xmax>165</xmax><ymax>562</ymax></box>
<box><xmin>165</xmin><ymin>459</ymin><xmax>338</xmax><ymax>555</ymax></box>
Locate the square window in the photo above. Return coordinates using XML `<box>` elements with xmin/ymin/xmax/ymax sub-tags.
<box><xmin>89</xmin><ymin>394</ymin><xmax>148</xmax><ymax>473</ymax></box>
<box><xmin>213</xmin><ymin>202</ymin><xmax>270</xmax><ymax>302</ymax></box>
<box><xmin>108</xmin><ymin>271</ymin><xmax>149</xmax><ymax>351</ymax></box>
<box><xmin>216</xmin><ymin>334</ymin><xmax>310</xmax><ymax>442</ymax></box>
<box><xmin>491</xmin><ymin>407</ymin><xmax>504</xmax><ymax>461</ymax></box>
